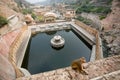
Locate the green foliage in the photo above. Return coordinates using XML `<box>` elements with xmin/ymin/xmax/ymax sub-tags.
<box><xmin>22</xmin><ymin>9</ymin><xmax>32</xmax><ymax>15</ymax></box>
<box><xmin>37</xmin><ymin>16</ymin><xmax>44</xmax><ymax>22</ymax></box>
<box><xmin>76</xmin><ymin>16</ymin><xmax>84</xmax><ymax>21</ymax></box>
<box><xmin>0</xmin><ymin>16</ymin><xmax>8</xmax><ymax>28</ymax></box>
<box><xmin>76</xmin><ymin>16</ymin><xmax>92</xmax><ymax>25</ymax></box>
<box><xmin>76</xmin><ymin>5</ymin><xmax>111</xmax><ymax>14</ymax></box>
<box><xmin>107</xmin><ymin>0</ymin><xmax>113</xmax><ymax>5</ymax></box>
<box><xmin>31</xmin><ymin>13</ymin><xmax>37</xmax><ymax>20</ymax></box>
<box><xmin>99</xmin><ymin>15</ymin><xmax>106</xmax><ymax>20</ymax></box>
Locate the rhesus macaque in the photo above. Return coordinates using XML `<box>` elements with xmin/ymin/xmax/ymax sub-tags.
<box><xmin>71</xmin><ymin>57</ymin><xmax>87</xmax><ymax>74</ymax></box>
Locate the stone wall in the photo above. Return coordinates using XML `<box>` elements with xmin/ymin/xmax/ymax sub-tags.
<box><xmin>75</xmin><ymin>20</ymin><xmax>97</xmax><ymax>36</ymax></box>
<box><xmin>0</xmin><ymin>29</ymin><xmax>21</xmax><ymax>80</ymax></box>
<box><xmin>8</xmin><ymin>15</ymin><xmax>19</xmax><ymax>27</ymax></box>
<box><xmin>16</xmin><ymin>55</ymin><xmax>120</xmax><ymax>80</ymax></box>
<box><xmin>0</xmin><ymin>29</ymin><xmax>20</xmax><ymax>58</ymax></box>
<box><xmin>75</xmin><ymin>20</ymin><xmax>102</xmax><ymax>60</ymax></box>
<box><xmin>95</xmin><ymin>31</ymin><xmax>103</xmax><ymax>59</ymax></box>
<box><xmin>0</xmin><ymin>26</ymin><xmax>28</xmax><ymax>79</ymax></box>
<box><xmin>9</xmin><ymin>26</ymin><xmax>28</xmax><ymax>78</ymax></box>
<box><xmin>0</xmin><ymin>25</ymin><xmax>10</xmax><ymax>35</ymax></box>
<box><xmin>0</xmin><ymin>53</ymin><xmax>16</xmax><ymax>80</ymax></box>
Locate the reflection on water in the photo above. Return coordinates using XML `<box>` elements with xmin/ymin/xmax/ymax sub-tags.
<box><xmin>22</xmin><ymin>29</ymin><xmax>91</xmax><ymax>74</ymax></box>
<box><xmin>45</xmin><ymin>31</ymin><xmax>57</xmax><ymax>35</ymax></box>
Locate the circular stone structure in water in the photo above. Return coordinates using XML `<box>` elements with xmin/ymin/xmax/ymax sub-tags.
<box><xmin>51</xmin><ymin>35</ymin><xmax>65</xmax><ymax>48</ymax></box>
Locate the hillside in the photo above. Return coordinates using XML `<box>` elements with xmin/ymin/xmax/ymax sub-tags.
<box><xmin>67</xmin><ymin>0</ymin><xmax>119</xmax><ymax>57</ymax></box>
<box><xmin>14</xmin><ymin>0</ymin><xmax>32</xmax><ymax>7</ymax></box>
<box><xmin>0</xmin><ymin>0</ymin><xmax>25</xmax><ymax>35</ymax></box>
<box><xmin>0</xmin><ymin>0</ymin><xmax>18</xmax><ymax>18</ymax></box>
<box><xmin>33</xmin><ymin>0</ymin><xmax>77</xmax><ymax>5</ymax></box>
<box><xmin>76</xmin><ymin>0</ymin><xmax>120</xmax><ymax>57</ymax></box>
<box><xmin>101</xmin><ymin>0</ymin><xmax>120</xmax><ymax>29</ymax></box>
<box><xmin>101</xmin><ymin>0</ymin><xmax>120</xmax><ymax>56</ymax></box>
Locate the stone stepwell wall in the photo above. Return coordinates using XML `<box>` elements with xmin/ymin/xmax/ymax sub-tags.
<box><xmin>9</xmin><ymin>26</ymin><xmax>28</xmax><ymax>78</ymax></box>
<box><xmin>17</xmin><ymin>55</ymin><xmax>120</xmax><ymax>80</ymax></box>
<box><xmin>75</xmin><ymin>20</ymin><xmax>103</xmax><ymax>60</ymax></box>
<box><xmin>0</xmin><ymin>28</ymin><xmax>21</xmax><ymax>80</ymax></box>
<box><xmin>0</xmin><ymin>26</ymin><xmax>28</xmax><ymax>80</ymax></box>
<box><xmin>0</xmin><ymin>29</ymin><xmax>21</xmax><ymax>58</ymax></box>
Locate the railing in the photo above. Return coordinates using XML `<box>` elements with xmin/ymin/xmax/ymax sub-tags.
<box><xmin>75</xmin><ymin>20</ymin><xmax>102</xmax><ymax>60</ymax></box>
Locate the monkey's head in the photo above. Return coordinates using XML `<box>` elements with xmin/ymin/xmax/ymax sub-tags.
<box><xmin>80</xmin><ymin>57</ymin><xmax>86</xmax><ymax>63</ymax></box>
<box><xmin>71</xmin><ymin>57</ymin><xmax>86</xmax><ymax>71</ymax></box>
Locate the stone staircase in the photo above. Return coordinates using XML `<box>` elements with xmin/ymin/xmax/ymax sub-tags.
<box><xmin>9</xmin><ymin>26</ymin><xmax>28</xmax><ymax>78</ymax></box>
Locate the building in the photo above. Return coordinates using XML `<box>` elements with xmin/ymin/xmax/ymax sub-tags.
<box><xmin>55</xmin><ymin>3</ymin><xmax>76</xmax><ymax>21</ymax></box>
<box><xmin>63</xmin><ymin>9</ymin><xmax>76</xmax><ymax>21</ymax></box>
<box><xmin>44</xmin><ymin>12</ymin><xmax>57</xmax><ymax>23</ymax></box>
<box><xmin>32</xmin><ymin>5</ymin><xmax>52</xmax><ymax>16</ymax></box>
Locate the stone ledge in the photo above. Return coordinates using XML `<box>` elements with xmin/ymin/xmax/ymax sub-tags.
<box><xmin>91</xmin><ymin>70</ymin><xmax>120</xmax><ymax>80</ymax></box>
<box><xmin>17</xmin><ymin>55</ymin><xmax>120</xmax><ymax>80</ymax></box>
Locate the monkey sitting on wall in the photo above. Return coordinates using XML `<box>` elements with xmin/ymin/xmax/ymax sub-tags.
<box><xmin>71</xmin><ymin>57</ymin><xmax>88</xmax><ymax>74</ymax></box>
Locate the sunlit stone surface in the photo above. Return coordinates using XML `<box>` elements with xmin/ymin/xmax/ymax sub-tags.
<box><xmin>51</xmin><ymin>35</ymin><xmax>65</xmax><ymax>48</ymax></box>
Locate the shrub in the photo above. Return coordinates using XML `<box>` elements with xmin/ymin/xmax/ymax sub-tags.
<box><xmin>31</xmin><ymin>13</ymin><xmax>37</xmax><ymax>20</ymax></box>
<box><xmin>99</xmin><ymin>15</ymin><xmax>106</xmax><ymax>20</ymax></box>
<box><xmin>37</xmin><ymin>16</ymin><xmax>44</xmax><ymax>22</ymax></box>
<box><xmin>107</xmin><ymin>0</ymin><xmax>113</xmax><ymax>5</ymax></box>
<box><xmin>76</xmin><ymin>16</ymin><xmax>92</xmax><ymax>25</ymax></box>
<box><xmin>76</xmin><ymin>6</ymin><xmax>111</xmax><ymax>14</ymax></box>
<box><xmin>0</xmin><ymin>16</ymin><xmax>8</xmax><ymax>28</ymax></box>
<box><xmin>76</xmin><ymin>16</ymin><xmax>84</xmax><ymax>21</ymax></box>
<box><xmin>22</xmin><ymin>9</ymin><xmax>32</xmax><ymax>15</ymax></box>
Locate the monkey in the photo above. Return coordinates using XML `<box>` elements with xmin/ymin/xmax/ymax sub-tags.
<box><xmin>71</xmin><ymin>57</ymin><xmax>88</xmax><ymax>74</ymax></box>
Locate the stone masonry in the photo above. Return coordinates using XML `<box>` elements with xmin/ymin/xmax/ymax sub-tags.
<box><xmin>17</xmin><ymin>55</ymin><xmax>120</xmax><ymax>80</ymax></box>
